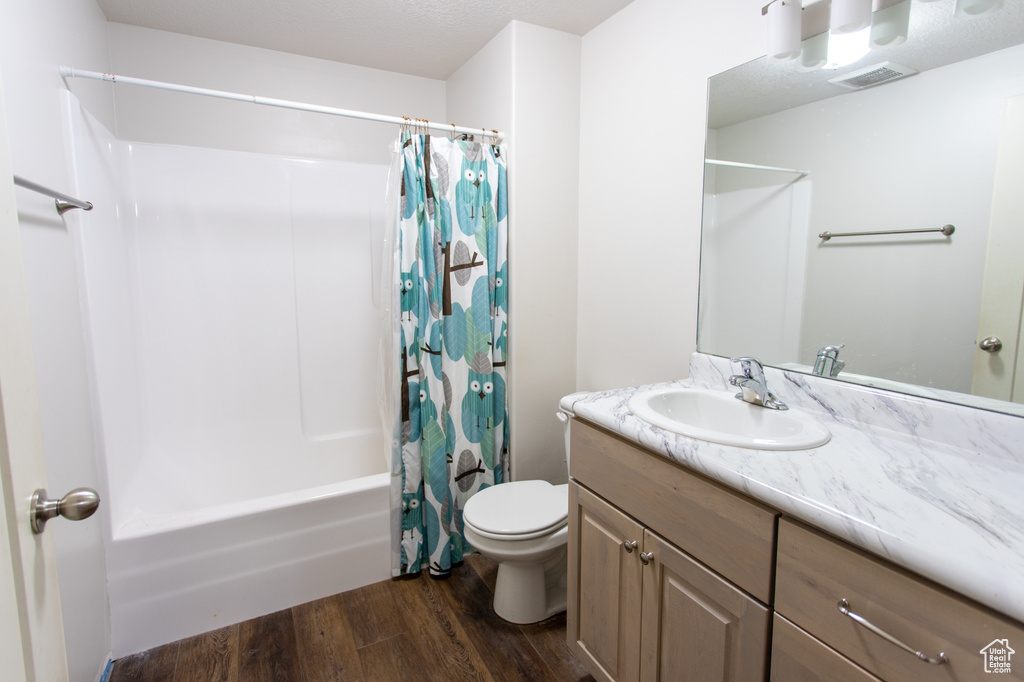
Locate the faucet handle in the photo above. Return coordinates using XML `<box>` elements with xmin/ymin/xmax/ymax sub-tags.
<box><xmin>730</xmin><ymin>356</ymin><xmax>764</xmax><ymax>377</ymax></box>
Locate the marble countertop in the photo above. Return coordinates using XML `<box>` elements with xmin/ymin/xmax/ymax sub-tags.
<box><xmin>561</xmin><ymin>354</ymin><xmax>1024</xmax><ymax>623</ymax></box>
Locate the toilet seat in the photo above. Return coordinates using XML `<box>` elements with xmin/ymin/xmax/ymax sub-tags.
<box><xmin>464</xmin><ymin>480</ymin><xmax>569</xmax><ymax>541</ymax></box>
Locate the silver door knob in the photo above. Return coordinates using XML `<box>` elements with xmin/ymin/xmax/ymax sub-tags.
<box><xmin>30</xmin><ymin>487</ymin><xmax>100</xmax><ymax>534</ymax></box>
<box><xmin>979</xmin><ymin>337</ymin><xmax>1003</xmax><ymax>353</ymax></box>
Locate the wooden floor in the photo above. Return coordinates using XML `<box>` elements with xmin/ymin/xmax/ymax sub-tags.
<box><xmin>109</xmin><ymin>554</ymin><xmax>595</xmax><ymax>681</ymax></box>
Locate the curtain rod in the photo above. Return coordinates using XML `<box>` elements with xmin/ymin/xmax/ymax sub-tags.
<box><xmin>705</xmin><ymin>158</ymin><xmax>809</xmax><ymax>176</ymax></box>
<box><xmin>59</xmin><ymin>66</ymin><xmax>505</xmax><ymax>142</ymax></box>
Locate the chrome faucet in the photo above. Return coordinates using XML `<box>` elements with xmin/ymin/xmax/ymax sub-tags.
<box><xmin>729</xmin><ymin>357</ymin><xmax>788</xmax><ymax>410</ymax></box>
<box><xmin>813</xmin><ymin>344</ymin><xmax>845</xmax><ymax>379</ymax></box>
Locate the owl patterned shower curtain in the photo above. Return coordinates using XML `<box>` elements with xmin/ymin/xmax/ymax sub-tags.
<box><xmin>385</xmin><ymin>131</ymin><xmax>508</xmax><ymax>578</ymax></box>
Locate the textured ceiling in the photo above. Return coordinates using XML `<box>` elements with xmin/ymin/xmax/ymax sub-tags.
<box><xmin>94</xmin><ymin>0</ymin><xmax>635</xmax><ymax>80</ymax></box>
<box><xmin>710</xmin><ymin>0</ymin><xmax>1024</xmax><ymax>129</ymax></box>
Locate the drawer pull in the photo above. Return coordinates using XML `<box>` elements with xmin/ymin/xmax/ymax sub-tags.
<box><xmin>623</xmin><ymin>540</ymin><xmax>638</xmax><ymax>553</ymax></box>
<box><xmin>837</xmin><ymin>599</ymin><xmax>948</xmax><ymax>665</ymax></box>
<box><xmin>639</xmin><ymin>551</ymin><xmax>654</xmax><ymax>565</ymax></box>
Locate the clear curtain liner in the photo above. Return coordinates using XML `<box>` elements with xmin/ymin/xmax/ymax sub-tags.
<box><xmin>380</xmin><ymin>137</ymin><xmax>405</xmax><ymax>576</ymax></box>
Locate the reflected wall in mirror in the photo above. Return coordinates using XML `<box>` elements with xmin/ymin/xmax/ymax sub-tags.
<box><xmin>699</xmin><ymin>0</ymin><xmax>1024</xmax><ymax>416</ymax></box>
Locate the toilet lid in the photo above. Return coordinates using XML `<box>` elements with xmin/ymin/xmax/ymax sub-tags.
<box><xmin>464</xmin><ymin>480</ymin><xmax>568</xmax><ymax>538</ymax></box>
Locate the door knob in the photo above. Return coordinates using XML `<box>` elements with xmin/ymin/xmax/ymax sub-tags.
<box><xmin>30</xmin><ymin>487</ymin><xmax>100</xmax><ymax>534</ymax></box>
<box><xmin>979</xmin><ymin>337</ymin><xmax>1003</xmax><ymax>353</ymax></box>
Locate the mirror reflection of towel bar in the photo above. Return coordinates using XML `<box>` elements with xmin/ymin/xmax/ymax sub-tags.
<box><xmin>819</xmin><ymin>224</ymin><xmax>955</xmax><ymax>241</ymax></box>
<box><xmin>705</xmin><ymin>158</ymin><xmax>809</xmax><ymax>176</ymax></box>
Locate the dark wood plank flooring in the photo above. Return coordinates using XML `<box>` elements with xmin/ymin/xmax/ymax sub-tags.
<box><xmin>109</xmin><ymin>554</ymin><xmax>595</xmax><ymax>682</ymax></box>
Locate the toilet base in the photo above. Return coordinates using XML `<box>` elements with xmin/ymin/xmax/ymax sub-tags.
<box><xmin>491</xmin><ymin>546</ymin><xmax>567</xmax><ymax>624</ymax></box>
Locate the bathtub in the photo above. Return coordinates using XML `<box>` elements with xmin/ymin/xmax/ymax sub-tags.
<box><xmin>106</xmin><ymin>429</ymin><xmax>391</xmax><ymax>658</ymax></box>
<box><xmin>64</xmin><ymin>101</ymin><xmax>397</xmax><ymax>657</ymax></box>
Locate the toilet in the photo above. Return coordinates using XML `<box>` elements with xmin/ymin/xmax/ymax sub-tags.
<box><xmin>463</xmin><ymin>479</ymin><xmax>569</xmax><ymax>624</ymax></box>
<box><xmin>462</xmin><ymin>400</ymin><xmax>582</xmax><ymax>624</ymax></box>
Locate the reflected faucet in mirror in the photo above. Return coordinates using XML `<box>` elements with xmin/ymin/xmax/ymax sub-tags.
<box><xmin>730</xmin><ymin>357</ymin><xmax>788</xmax><ymax>410</ymax></box>
<box><xmin>813</xmin><ymin>344</ymin><xmax>846</xmax><ymax>379</ymax></box>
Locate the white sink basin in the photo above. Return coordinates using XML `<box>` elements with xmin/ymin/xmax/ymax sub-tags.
<box><xmin>627</xmin><ymin>387</ymin><xmax>831</xmax><ymax>450</ymax></box>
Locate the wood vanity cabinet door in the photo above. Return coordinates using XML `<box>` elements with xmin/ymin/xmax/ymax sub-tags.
<box><xmin>638</xmin><ymin>529</ymin><xmax>770</xmax><ymax>682</ymax></box>
<box><xmin>569</xmin><ymin>482</ymin><xmax>644</xmax><ymax>682</ymax></box>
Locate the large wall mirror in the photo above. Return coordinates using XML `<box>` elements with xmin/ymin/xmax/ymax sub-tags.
<box><xmin>700</xmin><ymin>0</ymin><xmax>1024</xmax><ymax>416</ymax></box>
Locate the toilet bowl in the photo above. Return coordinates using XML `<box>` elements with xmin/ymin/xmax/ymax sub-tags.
<box><xmin>463</xmin><ymin>480</ymin><xmax>569</xmax><ymax>624</ymax></box>
<box><xmin>462</xmin><ymin>395</ymin><xmax>587</xmax><ymax>624</ymax></box>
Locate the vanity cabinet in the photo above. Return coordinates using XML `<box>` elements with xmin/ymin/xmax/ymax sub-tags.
<box><xmin>567</xmin><ymin>417</ymin><xmax>1024</xmax><ymax>682</ymax></box>
<box><xmin>567</xmin><ymin>420</ymin><xmax>775</xmax><ymax>682</ymax></box>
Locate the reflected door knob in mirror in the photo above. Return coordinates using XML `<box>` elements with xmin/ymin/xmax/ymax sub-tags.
<box><xmin>980</xmin><ymin>337</ymin><xmax>1003</xmax><ymax>353</ymax></box>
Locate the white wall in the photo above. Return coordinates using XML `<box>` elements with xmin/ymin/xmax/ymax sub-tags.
<box><xmin>577</xmin><ymin>0</ymin><xmax>764</xmax><ymax>391</ymax></box>
<box><xmin>0</xmin><ymin>2</ymin><xmax>114</xmax><ymax>681</ymax></box>
<box><xmin>108</xmin><ymin>23</ymin><xmax>447</xmax><ymax>165</ymax></box>
<box><xmin>446</xmin><ymin>25</ymin><xmax>514</xmax><ymax>137</ymax></box>
<box><xmin>448</xmin><ymin>22</ymin><xmax>581</xmax><ymax>483</ymax></box>
<box><xmin>714</xmin><ymin>43</ymin><xmax>1024</xmax><ymax>392</ymax></box>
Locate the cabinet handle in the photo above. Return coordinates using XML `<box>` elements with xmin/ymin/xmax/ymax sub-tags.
<box><xmin>837</xmin><ymin>599</ymin><xmax>947</xmax><ymax>665</ymax></box>
<box><xmin>622</xmin><ymin>540</ymin><xmax>638</xmax><ymax>553</ymax></box>
<box><xmin>639</xmin><ymin>551</ymin><xmax>654</xmax><ymax>565</ymax></box>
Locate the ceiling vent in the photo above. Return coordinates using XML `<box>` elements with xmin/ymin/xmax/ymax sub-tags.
<box><xmin>827</xmin><ymin>62</ymin><xmax>917</xmax><ymax>90</ymax></box>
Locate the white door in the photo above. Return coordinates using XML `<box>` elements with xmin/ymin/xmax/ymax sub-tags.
<box><xmin>0</xmin><ymin>67</ymin><xmax>70</xmax><ymax>681</ymax></box>
<box><xmin>973</xmin><ymin>94</ymin><xmax>1024</xmax><ymax>402</ymax></box>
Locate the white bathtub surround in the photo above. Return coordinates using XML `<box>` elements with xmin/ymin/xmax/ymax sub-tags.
<box><xmin>561</xmin><ymin>352</ymin><xmax>1024</xmax><ymax>623</ymax></box>
<box><xmin>65</xmin><ymin>96</ymin><xmax>392</xmax><ymax>657</ymax></box>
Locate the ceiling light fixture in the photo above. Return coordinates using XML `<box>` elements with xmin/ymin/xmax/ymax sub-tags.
<box><xmin>830</xmin><ymin>0</ymin><xmax>872</xmax><ymax>34</ymax></box>
<box><xmin>870</xmin><ymin>1</ymin><xmax>911</xmax><ymax>48</ymax></box>
<box><xmin>764</xmin><ymin>0</ymin><xmax>1006</xmax><ymax>74</ymax></box>
<box><xmin>796</xmin><ymin>31</ymin><xmax>829</xmax><ymax>72</ymax></box>
<box><xmin>825</xmin><ymin>25</ymin><xmax>871</xmax><ymax>68</ymax></box>
<box><xmin>764</xmin><ymin>0</ymin><xmax>803</xmax><ymax>63</ymax></box>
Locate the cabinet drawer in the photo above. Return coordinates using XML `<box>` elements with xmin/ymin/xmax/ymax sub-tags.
<box><xmin>776</xmin><ymin>518</ymin><xmax>1024</xmax><ymax>682</ymax></box>
<box><xmin>770</xmin><ymin>613</ymin><xmax>882</xmax><ymax>682</ymax></box>
<box><xmin>570</xmin><ymin>419</ymin><xmax>778</xmax><ymax>603</ymax></box>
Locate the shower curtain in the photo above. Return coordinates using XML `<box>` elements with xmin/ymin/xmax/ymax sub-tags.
<box><xmin>383</xmin><ymin>131</ymin><xmax>509</xmax><ymax>578</ymax></box>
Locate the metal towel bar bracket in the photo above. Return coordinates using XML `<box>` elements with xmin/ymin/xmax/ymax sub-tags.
<box><xmin>819</xmin><ymin>224</ymin><xmax>954</xmax><ymax>241</ymax></box>
<box><xmin>13</xmin><ymin>175</ymin><xmax>93</xmax><ymax>215</ymax></box>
